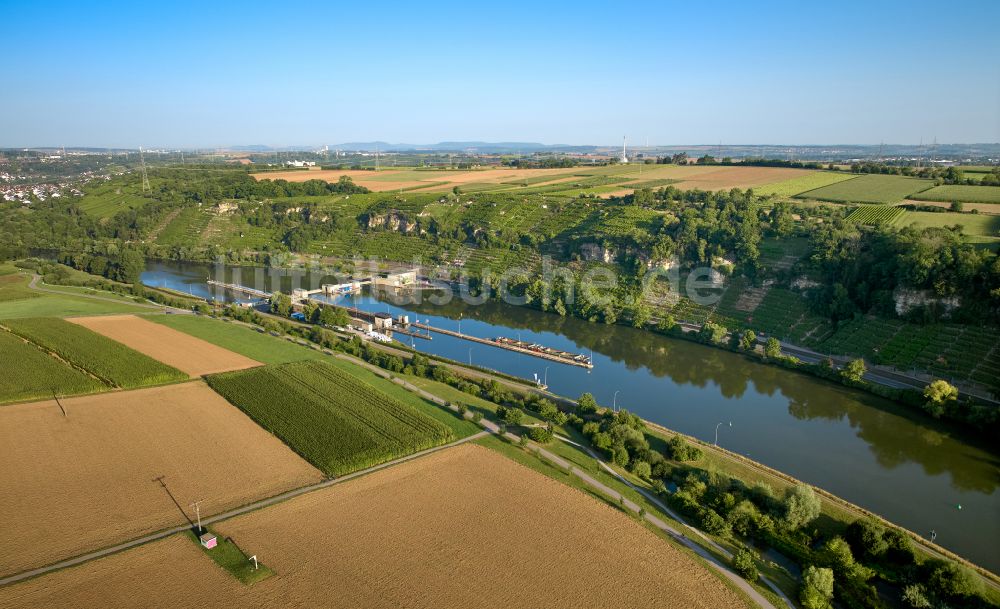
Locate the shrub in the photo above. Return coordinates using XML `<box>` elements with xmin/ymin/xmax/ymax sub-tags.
<box><xmin>923</xmin><ymin>559</ymin><xmax>981</xmax><ymax>601</ymax></box>
<box><xmin>901</xmin><ymin>584</ymin><xmax>931</xmax><ymax>608</ymax></box>
<box><xmin>577</xmin><ymin>392</ymin><xmax>599</xmax><ymax>414</ymax></box>
<box><xmin>666</xmin><ymin>435</ymin><xmax>702</xmax><ymax>461</ymax></box>
<box><xmin>764</xmin><ymin>336</ymin><xmax>782</xmax><ymax>358</ymax></box>
<box><xmin>821</xmin><ymin>536</ymin><xmax>871</xmax><ymax>581</ymax></box>
<box><xmin>496</xmin><ymin>405</ymin><xmax>524</xmax><ymax>426</ymax></box>
<box><xmin>528</xmin><ymin>426</ymin><xmax>554</xmax><ymax>444</ymax></box>
<box><xmin>841</xmin><ymin>358</ymin><xmax>867</xmax><ymax>383</ymax></box>
<box><xmin>922</xmin><ymin>379</ymin><xmax>958</xmax><ymax>418</ymax></box>
<box><xmin>800</xmin><ymin>566</ymin><xmax>834</xmax><ymax>609</ymax></box>
<box><xmin>782</xmin><ymin>484</ymin><xmax>821</xmax><ymax>531</ymax></box>
<box><xmin>845</xmin><ymin>519</ymin><xmax>887</xmax><ymax>560</ymax></box>
<box><xmin>612</xmin><ymin>446</ymin><xmax>630</xmax><ymax>467</ymax></box>
<box><xmin>630</xmin><ymin>460</ymin><xmax>652</xmax><ymax>480</ymax></box>
<box><xmin>727</xmin><ymin>500</ymin><xmax>761</xmax><ymax>537</ymax></box>
<box><xmin>732</xmin><ymin>548</ymin><xmax>759</xmax><ymax>581</ymax></box>
<box><xmin>700</xmin><ymin>508</ymin><xmax>729</xmax><ymax>536</ymax></box>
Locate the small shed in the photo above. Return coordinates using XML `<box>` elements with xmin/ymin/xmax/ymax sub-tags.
<box><xmin>373</xmin><ymin>312</ymin><xmax>393</xmax><ymax>330</ymax></box>
<box><xmin>199</xmin><ymin>532</ymin><xmax>218</xmax><ymax>549</ymax></box>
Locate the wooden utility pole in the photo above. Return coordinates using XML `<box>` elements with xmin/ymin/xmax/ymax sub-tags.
<box><xmin>190</xmin><ymin>500</ymin><xmax>204</xmax><ymax>534</ymax></box>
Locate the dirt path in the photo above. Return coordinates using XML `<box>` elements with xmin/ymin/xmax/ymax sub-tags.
<box><xmin>26</xmin><ymin>274</ymin><xmax>163</xmax><ymax>309</ymax></box>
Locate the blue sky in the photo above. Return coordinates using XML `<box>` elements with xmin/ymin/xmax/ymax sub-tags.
<box><xmin>1</xmin><ymin>0</ymin><xmax>997</xmax><ymax>147</ymax></box>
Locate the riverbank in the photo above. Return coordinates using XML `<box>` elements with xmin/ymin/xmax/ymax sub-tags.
<box><xmin>210</xmin><ymin>304</ymin><xmax>1000</xmax><ymax>605</ymax></box>
<box><xmin>19</xmin><ymin>257</ymin><xmax>999</xmax><ymax>573</ymax></box>
<box><xmin>216</xmin><ymin>299</ymin><xmax>1000</xmax><ymax>585</ymax></box>
<box><xmin>17</xmin><ymin>266</ymin><xmax>1000</xmax><ymax>595</ymax></box>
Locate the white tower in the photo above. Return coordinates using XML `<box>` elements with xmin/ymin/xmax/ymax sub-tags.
<box><xmin>620</xmin><ymin>136</ymin><xmax>628</xmax><ymax>164</ymax></box>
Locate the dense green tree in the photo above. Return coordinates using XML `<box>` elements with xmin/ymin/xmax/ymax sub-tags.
<box><xmin>270</xmin><ymin>292</ymin><xmax>292</xmax><ymax>317</ymax></box>
<box><xmin>845</xmin><ymin>519</ymin><xmax>888</xmax><ymax>560</ymax></box>
<box><xmin>923</xmin><ymin>379</ymin><xmax>958</xmax><ymax>418</ymax></box>
<box><xmin>800</xmin><ymin>566</ymin><xmax>834</xmax><ymax>609</ymax></box>
<box><xmin>528</xmin><ymin>425</ymin><xmax>553</xmax><ymax>443</ymax></box>
<box><xmin>496</xmin><ymin>405</ymin><xmax>524</xmax><ymax>426</ymax></box>
<box><xmin>841</xmin><ymin>358</ymin><xmax>866</xmax><ymax>383</ymax></box>
<box><xmin>318</xmin><ymin>305</ymin><xmax>350</xmax><ymax>327</ymax></box>
<box><xmin>901</xmin><ymin>584</ymin><xmax>931</xmax><ymax>608</ymax></box>
<box><xmin>732</xmin><ymin>548</ymin><xmax>759</xmax><ymax>581</ymax></box>
<box><xmin>782</xmin><ymin>484</ymin><xmax>821</xmax><ymax>530</ymax></box>
<box><xmin>630</xmin><ymin>459</ymin><xmax>651</xmax><ymax>479</ymax></box>
<box><xmin>657</xmin><ymin>313</ymin><xmax>677</xmax><ymax>333</ymax></box>
<box><xmin>924</xmin><ymin>559</ymin><xmax>981</xmax><ymax>600</ymax></box>
<box><xmin>577</xmin><ymin>392</ymin><xmax>599</xmax><ymax>414</ymax></box>
<box><xmin>666</xmin><ymin>435</ymin><xmax>702</xmax><ymax>461</ymax></box>
<box><xmin>764</xmin><ymin>336</ymin><xmax>782</xmax><ymax>358</ymax></box>
<box><xmin>822</xmin><ymin>536</ymin><xmax>871</xmax><ymax>581</ymax></box>
<box><xmin>699</xmin><ymin>321</ymin><xmax>728</xmax><ymax>345</ymax></box>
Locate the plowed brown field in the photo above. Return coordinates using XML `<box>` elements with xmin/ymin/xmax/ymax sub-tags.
<box><xmin>0</xmin><ymin>444</ymin><xmax>747</xmax><ymax>609</ymax></box>
<box><xmin>0</xmin><ymin>382</ymin><xmax>322</xmax><ymax>578</ymax></box>
<box><xmin>68</xmin><ymin>315</ymin><xmax>259</xmax><ymax>376</ymax></box>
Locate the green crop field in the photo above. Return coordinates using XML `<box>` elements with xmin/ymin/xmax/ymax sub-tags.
<box><xmin>750</xmin><ymin>288</ymin><xmax>829</xmax><ymax>343</ymax></box>
<box><xmin>846</xmin><ymin>205</ymin><xmax>905</xmax><ymax>225</ymax></box>
<box><xmin>154</xmin><ymin>206</ymin><xmax>213</xmax><ymax>246</ymax></box>
<box><xmin>0</xmin><ymin>292</ymin><xmax>148</xmax><ymax>319</ymax></box>
<box><xmin>0</xmin><ymin>273</ymin><xmax>41</xmax><ymax>303</ymax></box>
<box><xmin>2</xmin><ymin>317</ymin><xmax>186</xmax><ymax>388</ymax></box>
<box><xmin>206</xmin><ymin>360</ymin><xmax>454</xmax><ymax>476</ymax></box>
<box><xmin>909</xmin><ymin>185</ymin><xmax>1000</xmax><ymax>204</ymax></box>
<box><xmin>501</xmin><ymin>172</ymin><xmax>579</xmax><ymax>186</ymax></box>
<box><xmin>893</xmin><ymin>211</ymin><xmax>1000</xmax><ymax>243</ymax></box>
<box><xmin>147</xmin><ymin>314</ymin><xmax>480</xmax><ymax>438</ymax></box>
<box><xmin>811</xmin><ymin>318</ymin><xmax>1000</xmax><ymax>391</ymax></box>
<box><xmin>796</xmin><ymin>174</ymin><xmax>934</xmax><ymax>203</ymax></box>
<box><xmin>77</xmin><ymin>178</ymin><xmax>157</xmax><ymax>218</ymax></box>
<box><xmin>0</xmin><ymin>330</ymin><xmax>105</xmax><ymax>403</ymax></box>
<box><xmin>755</xmin><ymin>172</ymin><xmax>858</xmax><ymax>197</ymax></box>
<box><xmin>0</xmin><ymin>270</ymin><xmax>149</xmax><ymax>319</ymax></box>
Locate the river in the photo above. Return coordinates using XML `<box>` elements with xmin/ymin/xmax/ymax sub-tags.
<box><xmin>142</xmin><ymin>260</ymin><xmax>1000</xmax><ymax>573</ymax></box>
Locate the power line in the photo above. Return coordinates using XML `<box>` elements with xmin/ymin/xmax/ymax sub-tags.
<box><xmin>139</xmin><ymin>146</ymin><xmax>151</xmax><ymax>193</ymax></box>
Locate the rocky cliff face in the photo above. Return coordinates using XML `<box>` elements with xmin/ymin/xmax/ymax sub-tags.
<box><xmin>578</xmin><ymin>242</ymin><xmax>679</xmax><ymax>271</ymax></box>
<box><xmin>366</xmin><ymin>211</ymin><xmax>420</xmax><ymax>234</ymax></box>
<box><xmin>894</xmin><ymin>288</ymin><xmax>960</xmax><ymax>316</ymax></box>
<box><xmin>579</xmin><ymin>243</ymin><xmax>616</xmax><ymax>263</ymax></box>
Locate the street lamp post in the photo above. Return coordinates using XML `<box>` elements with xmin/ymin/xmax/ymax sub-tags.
<box><xmin>613</xmin><ymin>390</ymin><xmax>620</xmax><ymax>412</ymax></box>
<box><xmin>715</xmin><ymin>421</ymin><xmax>732</xmax><ymax>446</ymax></box>
<box><xmin>468</xmin><ymin>347</ymin><xmax>473</xmax><ymax>365</ymax></box>
<box><xmin>544</xmin><ymin>366</ymin><xmax>549</xmax><ymax>386</ymax></box>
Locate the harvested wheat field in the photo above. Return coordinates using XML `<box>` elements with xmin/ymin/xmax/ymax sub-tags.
<box><xmin>251</xmin><ymin>168</ymin><xmax>395</xmax><ymax>182</ymax></box>
<box><xmin>669</xmin><ymin>166</ymin><xmax>812</xmax><ymax>191</ymax></box>
<box><xmin>0</xmin><ymin>443</ymin><xmax>746</xmax><ymax>609</ymax></box>
<box><xmin>252</xmin><ymin>167</ymin><xmax>585</xmax><ymax>192</ymax></box>
<box><xmin>0</xmin><ymin>382</ymin><xmax>322</xmax><ymax>578</ymax></box>
<box><xmin>68</xmin><ymin>314</ymin><xmax>259</xmax><ymax>376</ymax></box>
<box><xmin>0</xmin><ymin>536</ymin><xmax>244</xmax><ymax>609</ymax></box>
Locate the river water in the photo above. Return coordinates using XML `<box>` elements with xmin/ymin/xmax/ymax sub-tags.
<box><xmin>142</xmin><ymin>260</ymin><xmax>1000</xmax><ymax>573</ymax></box>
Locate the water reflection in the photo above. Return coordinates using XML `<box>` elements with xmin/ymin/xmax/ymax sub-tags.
<box><xmin>398</xmin><ymin>294</ymin><xmax>997</xmax><ymax>492</ymax></box>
